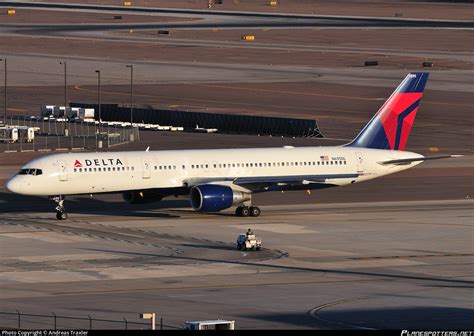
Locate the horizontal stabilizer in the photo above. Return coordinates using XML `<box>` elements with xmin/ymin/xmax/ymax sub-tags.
<box><xmin>379</xmin><ymin>155</ymin><xmax>463</xmax><ymax>166</ymax></box>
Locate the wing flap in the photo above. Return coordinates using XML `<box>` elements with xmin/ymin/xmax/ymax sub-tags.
<box><xmin>234</xmin><ymin>174</ymin><xmax>359</xmax><ymax>185</ymax></box>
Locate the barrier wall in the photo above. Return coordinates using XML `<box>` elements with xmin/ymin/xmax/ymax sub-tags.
<box><xmin>71</xmin><ymin>103</ymin><xmax>323</xmax><ymax>138</ymax></box>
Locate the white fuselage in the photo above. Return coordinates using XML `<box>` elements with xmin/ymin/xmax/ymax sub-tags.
<box><xmin>6</xmin><ymin>146</ymin><xmax>422</xmax><ymax>197</ymax></box>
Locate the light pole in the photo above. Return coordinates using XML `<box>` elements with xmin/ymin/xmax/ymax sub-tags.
<box><xmin>60</xmin><ymin>61</ymin><xmax>68</xmax><ymax>135</ymax></box>
<box><xmin>126</xmin><ymin>65</ymin><xmax>133</xmax><ymax>125</ymax></box>
<box><xmin>1</xmin><ymin>58</ymin><xmax>6</xmax><ymax>125</ymax></box>
<box><xmin>60</xmin><ymin>61</ymin><xmax>67</xmax><ymax>110</ymax></box>
<box><xmin>95</xmin><ymin>70</ymin><xmax>101</xmax><ymax>133</ymax></box>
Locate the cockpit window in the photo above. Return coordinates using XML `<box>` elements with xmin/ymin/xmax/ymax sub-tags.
<box><xmin>18</xmin><ymin>168</ymin><xmax>42</xmax><ymax>176</ymax></box>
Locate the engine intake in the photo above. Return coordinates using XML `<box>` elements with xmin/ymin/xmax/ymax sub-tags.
<box><xmin>122</xmin><ymin>190</ymin><xmax>164</xmax><ymax>204</ymax></box>
<box><xmin>190</xmin><ymin>184</ymin><xmax>250</xmax><ymax>212</ymax></box>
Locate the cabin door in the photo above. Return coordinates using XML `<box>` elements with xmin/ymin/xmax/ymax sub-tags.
<box><xmin>57</xmin><ymin>160</ymin><xmax>68</xmax><ymax>181</ymax></box>
<box><xmin>141</xmin><ymin>158</ymin><xmax>151</xmax><ymax>179</ymax></box>
<box><xmin>356</xmin><ymin>152</ymin><xmax>364</xmax><ymax>173</ymax></box>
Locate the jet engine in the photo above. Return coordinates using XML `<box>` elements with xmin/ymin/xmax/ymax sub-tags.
<box><xmin>190</xmin><ymin>184</ymin><xmax>250</xmax><ymax>212</ymax></box>
<box><xmin>122</xmin><ymin>190</ymin><xmax>164</xmax><ymax>204</ymax></box>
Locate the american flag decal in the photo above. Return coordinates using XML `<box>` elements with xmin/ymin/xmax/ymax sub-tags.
<box><xmin>320</xmin><ymin>155</ymin><xmax>329</xmax><ymax>161</ymax></box>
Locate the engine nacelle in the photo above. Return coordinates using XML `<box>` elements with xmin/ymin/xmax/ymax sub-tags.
<box><xmin>190</xmin><ymin>184</ymin><xmax>250</xmax><ymax>212</ymax></box>
<box><xmin>122</xmin><ymin>190</ymin><xmax>164</xmax><ymax>204</ymax></box>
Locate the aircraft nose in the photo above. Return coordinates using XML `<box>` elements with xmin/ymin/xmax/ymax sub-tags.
<box><xmin>6</xmin><ymin>177</ymin><xmax>23</xmax><ymax>194</ymax></box>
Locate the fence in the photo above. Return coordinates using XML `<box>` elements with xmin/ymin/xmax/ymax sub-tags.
<box><xmin>71</xmin><ymin>103</ymin><xmax>324</xmax><ymax>138</ymax></box>
<box><xmin>0</xmin><ymin>116</ymin><xmax>140</xmax><ymax>153</ymax></box>
<box><xmin>0</xmin><ymin>310</ymin><xmax>181</xmax><ymax>330</ymax></box>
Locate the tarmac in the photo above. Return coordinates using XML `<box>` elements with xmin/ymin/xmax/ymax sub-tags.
<box><xmin>0</xmin><ymin>0</ymin><xmax>472</xmax><ymax>330</ymax></box>
<box><xmin>0</xmin><ymin>199</ymin><xmax>472</xmax><ymax>329</ymax></box>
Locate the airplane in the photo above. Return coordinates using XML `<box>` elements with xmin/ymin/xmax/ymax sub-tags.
<box><xmin>5</xmin><ymin>72</ymin><xmax>460</xmax><ymax>220</ymax></box>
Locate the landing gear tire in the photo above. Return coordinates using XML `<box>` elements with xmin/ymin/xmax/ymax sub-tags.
<box><xmin>56</xmin><ymin>210</ymin><xmax>67</xmax><ymax>220</ymax></box>
<box><xmin>249</xmin><ymin>206</ymin><xmax>261</xmax><ymax>217</ymax></box>
<box><xmin>236</xmin><ymin>206</ymin><xmax>250</xmax><ymax>217</ymax></box>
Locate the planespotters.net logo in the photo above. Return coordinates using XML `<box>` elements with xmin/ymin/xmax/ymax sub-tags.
<box><xmin>73</xmin><ymin>159</ymin><xmax>124</xmax><ymax>168</ymax></box>
<box><xmin>402</xmin><ymin>331</ymin><xmax>473</xmax><ymax>336</ymax></box>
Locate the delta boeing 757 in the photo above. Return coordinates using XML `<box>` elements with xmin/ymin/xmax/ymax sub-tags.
<box><xmin>6</xmin><ymin>73</ymin><xmax>459</xmax><ymax>219</ymax></box>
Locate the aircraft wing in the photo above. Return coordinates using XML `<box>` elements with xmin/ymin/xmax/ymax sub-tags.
<box><xmin>379</xmin><ymin>155</ymin><xmax>463</xmax><ymax>166</ymax></box>
<box><xmin>184</xmin><ymin>173</ymin><xmax>359</xmax><ymax>191</ymax></box>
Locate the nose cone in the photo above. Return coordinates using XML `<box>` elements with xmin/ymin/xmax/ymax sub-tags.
<box><xmin>6</xmin><ymin>177</ymin><xmax>23</xmax><ymax>194</ymax></box>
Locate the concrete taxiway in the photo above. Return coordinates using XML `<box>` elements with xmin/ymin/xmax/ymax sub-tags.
<box><xmin>0</xmin><ymin>199</ymin><xmax>472</xmax><ymax>329</ymax></box>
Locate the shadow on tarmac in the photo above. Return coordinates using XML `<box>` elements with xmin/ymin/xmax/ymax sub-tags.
<box><xmin>0</xmin><ymin>191</ymin><xmax>189</xmax><ymax>217</ymax></box>
<box><xmin>81</xmin><ymin>247</ymin><xmax>474</xmax><ymax>289</ymax></box>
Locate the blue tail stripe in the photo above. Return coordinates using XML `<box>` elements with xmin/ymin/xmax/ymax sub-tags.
<box><xmin>349</xmin><ymin>118</ymin><xmax>390</xmax><ymax>150</ymax></box>
<box><xmin>398</xmin><ymin>72</ymin><xmax>429</xmax><ymax>93</ymax></box>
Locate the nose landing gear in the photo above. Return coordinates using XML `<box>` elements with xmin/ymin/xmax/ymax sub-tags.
<box><xmin>50</xmin><ymin>195</ymin><xmax>67</xmax><ymax>220</ymax></box>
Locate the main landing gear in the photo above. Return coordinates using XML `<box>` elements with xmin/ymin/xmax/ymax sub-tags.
<box><xmin>235</xmin><ymin>206</ymin><xmax>261</xmax><ymax>217</ymax></box>
<box><xmin>50</xmin><ymin>195</ymin><xmax>68</xmax><ymax>220</ymax></box>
